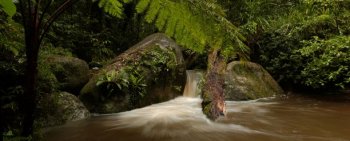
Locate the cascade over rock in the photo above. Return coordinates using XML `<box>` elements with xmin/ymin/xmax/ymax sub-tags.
<box><xmin>80</xmin><ymin>33</ymin><xmax>185</xmax><ymax>113</ymax></box>
<box><xmin>183</xmin><ymin>70</ymin><xmax>205</xmax><ymax>97</ymax></box>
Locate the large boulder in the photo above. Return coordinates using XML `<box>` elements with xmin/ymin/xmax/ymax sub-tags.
<box><xmin>36</xmin><ymin>92</ymin><xmax>90</xmax><ymax>127</ymax></box>
<box><xmin>45</xmin><ymin>56</ymin><xmax>90</xmax><ymax>94</ymax></box>
<box><xmin>224</xmin><ymin>61</ymin><xmax>284</xmax><ymax>100</ymax></box>
<box><xmin>80</xmin><ymin>33</ymin><xmax>185</xmax><ymax>113</ymax></box>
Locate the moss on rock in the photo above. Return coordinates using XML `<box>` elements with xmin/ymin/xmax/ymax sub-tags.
<box><xmin>80</xmin><ymin>33</ymin><xmax>185</xmax><ymax>113</ymax></box>
<box><xmin>35</xmin><ymin>92</ymin><xmax>90</xmax><ymax>128</ymax></box>
<box><xmin>224</xmin><ymin>61</ymin><xmax>284</xmax><ymax>100</ymax></box>
<box><xmin>45</xmin><ymin>56</ymin><xmax>90</xmax><ymax>94</ymax></box>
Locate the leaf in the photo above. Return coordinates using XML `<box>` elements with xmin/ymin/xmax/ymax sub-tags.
<box><xmin>144</xmin><ymin>0</ymin><xmax>161</xmax><ymax>23</ymax></box>
<box><xmin>117</xmin><ymin>83</ymin><xmax>122</xmax><ymax>89</ymax></box>
<box><xmin>0</xmin><ymin>0</ymin><xmax>16</xmax><ymax>19</ymax></box>
<box><xmin>96</xmin><ymin>80</ymin><xmax>104</xmax><ymax>86</ymax></box>
<box><xmin>135</xmin><ymin>0</ymin><xmax>150</xmax><ymax>13</ymax></box>
<box><xmin>98</xmin><ymin>0</ymin><xmax>132</xmax><ymax>18</ymax></box>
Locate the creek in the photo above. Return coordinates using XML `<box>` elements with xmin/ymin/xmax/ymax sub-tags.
<box><xmin>45</xmin><ymin>71</ymin><xmax>350</xmax><ymax>141</ymax></box>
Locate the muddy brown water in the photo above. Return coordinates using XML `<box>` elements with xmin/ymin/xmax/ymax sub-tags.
<box><xmin>45</xmin><ymin>93</ymin><xmax>350</xmax><ymax>141</ymax></box>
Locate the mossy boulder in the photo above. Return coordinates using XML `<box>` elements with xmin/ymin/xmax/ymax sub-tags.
<box><xmin>224</xmin><ymin>61</ymin><xmax>284</xmax><ymax>100</ymax></box>
<box><xmin>80</xmin><ymin>33</ymin><xmax>185</xmax><ymax>113</ymax></box>
<box><xmin>36</xmin><ymin>92</ymin><xmax>90</xmax><ymax>128</ymax></box>
<box><xmin>45</xmin><ymin>56</ymin><xmax>90</xmax><ymax>94</ymax></box>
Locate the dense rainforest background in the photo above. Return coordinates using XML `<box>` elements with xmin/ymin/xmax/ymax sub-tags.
<box><xmin>1</xmin><ymin>0</ymin><xmax>350</xmax><ymax>140</ymax></box>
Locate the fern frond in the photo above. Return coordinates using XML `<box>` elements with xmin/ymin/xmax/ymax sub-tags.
<box><xmin>143</xmin><ymin>0</ymin><xmax>161</xmax><ymax>23</ymax></box>
<box><xmin>100</xmin><ymin>0</ymin><xmax>249</xmax><ymax>57</ymax></box>
<box><xmin>135</xmin><ymin>0</ymin><xmax>150</xmax><ymax>13</ymax></box>
<box><xmin>98</xmin><ymin>0</ymin><xmax>131</xmax><ymax>18</ymax></box>
<box><xmin>154</xmin><ymin>8</ymin><xmax>169</xmax><ymax>31</ymax></box>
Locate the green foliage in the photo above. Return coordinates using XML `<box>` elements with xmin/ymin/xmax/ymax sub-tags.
<box><xmin>99</xmin><ymin>0</ymin><xmax>248</xmax><ymax>58</ymax></box>
<box><xmin>0</xmin><ymin>0</ymin><xmax>16</xmax><ymax>19</ymax></box>
<box><xmin>289</xmin><ymin>14</ymin><xmax>338</xmax><ymax>39</ymax></box>
<box><xmin>301</xmin><ymin>0</ymin><xmax>349</xmax><ymax>14</ymax></box>
<box><xmin>141</xmin><ymin>47</ymin><xmax>177</xmax><ymax>72</ymax></box>
<box><xmin>40</xmin><ymin>46</ymin><xmax>73</xmax><ymax>57</ymax></box>
<box><xmin>252</xmin><ymin>0</ymin><xmax>350</xmax><ymax>90</ymax></box>
<box><xmin>37</xmin><ymin>59</ymin><xmax>60</xmax><ymax>93</ymax></box>
<box><xmin>97</xmin><ymin>68</ymin><xmax>147</xmax><ymax>106</ymax></box>
<box><xmin>37</xmin><ymin>46</ymin><xmax>72</xmax><ymax>94</ymax></box>
<box><xmin>220</xmin><ymin>0</ymin><xmax>297</xmax><ymax>26</ymax></box>
<box><xmin>297</xmin><ymin>36</ymin><xmax>350</xmax><ymax>88</ymax></box>
<box><xmin>0</xmin><ymin>19</ymin><xmax>26</xmax><ymax>137</ymax></box>
<box><xmin>47</xmin><ymin>1</ymin><xmax>157</xmax><ymax>63</ymax></box>
<box><xmin>99</xmin><ymin>0</ymin><xmax>129</xmax><ymax>18</ymax></box>
<box><xmin>96</xmin><ymin>45</ymin><xmax>178</xmax><ymax>106</ymax></box>
<box><xmin>0</xmin><ymin>20</ymin><xmax>24</xmax><ymax>57</ymax></box>
<box><xmin>335</xmin><ymin>10</ymin><xmax>350</xmax><ymax>35</ymax></box>
<box><xmin>48</xmin><ymin>10</ymin><xmax>115</xmax><ymax>62</ymax></box>
<box><xmin>1</xmin><ymin>85</ymin><xmax>23</xmax><ymax>138</ymax></box>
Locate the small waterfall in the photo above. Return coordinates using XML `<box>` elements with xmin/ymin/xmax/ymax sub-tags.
<box><xmin>183</xmin><ymin>70</ymin><xmax>205</xmax><ymax>97</ymax></box>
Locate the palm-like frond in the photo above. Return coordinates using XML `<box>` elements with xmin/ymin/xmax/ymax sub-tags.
<box><xmin>0</xmin><ymin>0</ymin><xmax>16</xmax><ymax>19</ymax></box>
<box><xmin>98</xmin><ymin>0</ymin><xmax>249</xmax><ymax>57</ymax></box>
<box><xmin>98</xmin><ymin>0</ymin><xmax>132</xmax><ymax>18</ymax></box>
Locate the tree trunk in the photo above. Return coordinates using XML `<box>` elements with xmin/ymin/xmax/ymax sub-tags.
<box><xmin>18</xmin><ymin>0</ymin><xmax>77</xmax><ymax>137</ymax></box>
<box><xmin>201</xmin><ymin>48</ymin><xmax>227</xmax><ymax>120</ymax></box>
<box><xmin>21</xmin><ymin>20</ymin><xmax>40</xmax><ymax>137</ymax></box>
<box><xmin>21</xmin><ymin>47</ymin><xmax>39</xmax><ymax>136</ymax></box>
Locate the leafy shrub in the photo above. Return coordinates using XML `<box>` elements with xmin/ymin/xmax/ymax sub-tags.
<box><xmin>0</xmin><ymin>20</ymin><xmax>24</xmax><ymax>59</ymax></box>
<box><xmin>97</xmin><ymin>68</ymin><xmax>147</xmax><ymax>106</ymax></box>
<box><xmin>0</xmin><ymin>19</ymin><xmax>26</xmax><ymax>137</ymax></box>
<box><xmin>297</xmin><ymin>36</ymin><xmax>350</xmax><ymax>88</ymax></box>
<box><xmin>254</xmin><ymin>6</ymin><xmax>350</xmax><ymax>90</ymax></box>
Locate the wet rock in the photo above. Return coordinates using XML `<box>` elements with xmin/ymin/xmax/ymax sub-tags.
<box><xmin>46</xmin><ymin>56</ymin><xmax>90</xmax><ymax>94</ymax></box>
<box><xmin>224</xmin><ymin>61</ymin><xmax>284</xmax><ymax>100</ymax></box>
<box><xmin>36</xmin><ymin>92</ymin><xmax>90</xmax><ymax>127</ymax></box>
<box><xmin>80</xmin><ymin>33</ymin><xmax>185</xmax><ymax>113</ymax></box>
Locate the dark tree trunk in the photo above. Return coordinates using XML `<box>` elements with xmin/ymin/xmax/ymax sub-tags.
<box><xmin>21</xmin><ymin>20</ymin><xmax>40</xmax><ymax>137</ymax></box>
<box><xmin>18</xmin><ymin>0</ymin><xmax>78</xmax><ymax>136</ymax></box>
<box><xmin>201</xmin><ymin>48</ymin><xmax>227</xmax><ymax>120</ymax></box>
<box><xmin>21</xmin><ymin>49</ymin><xmax>39</xmax><ymax>136</ymax></box>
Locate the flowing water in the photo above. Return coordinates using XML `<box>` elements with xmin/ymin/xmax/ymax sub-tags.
<box><xmin>45</xmin><ymin>71</ymin><xmax>350</xmax><ymax>141</ymax></box>
<box><xmin>183</xmin><ymin>70</ymin><xmax>204</xmax><ymax>97</ymax></box>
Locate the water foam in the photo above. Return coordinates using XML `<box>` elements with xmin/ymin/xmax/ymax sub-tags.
<box><xmin>225</xmin><ymin>97</ymin><xmax>278</xmax><ymax>113</ymax></box>
<box><xmin>101</xmin><ymin>96</ymin><xmax>260</xmax><ymax>138</ymax></box>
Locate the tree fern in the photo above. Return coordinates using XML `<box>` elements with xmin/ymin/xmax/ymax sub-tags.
<box><xmin>135</xmin><ymin>0</ymin><xmax>150</xmax><ymax>13</ymax></box>
<box><xmin>98</xmin><ymin>0</ymin><xmax>247</xmax><ymax>120</ymax></box>
<box><xmin>98</xmin><ymin>0</ymin><xmax>131</xmax><ymax>18</ymax></box>
<box><xmin>98</xmin><ymin>0</ymin><xmax>249</xmax><ymax>57</ymax></box>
